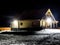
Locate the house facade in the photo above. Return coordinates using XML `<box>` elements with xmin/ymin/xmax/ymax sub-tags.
<box><xmin>11</xmin><ymin>9</ymin><xmax>58</xmax><ymax>31</ymax></box>
<box><xmin>40</xmin><ymin>9</ymin><xmax>58</xmax><ymax>28</ymax></box>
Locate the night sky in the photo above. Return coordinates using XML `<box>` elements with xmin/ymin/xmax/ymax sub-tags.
<box><xmin>0</xmin><ymin>0</ymin><xmax>60</xmax><ymax>27</ymax></box>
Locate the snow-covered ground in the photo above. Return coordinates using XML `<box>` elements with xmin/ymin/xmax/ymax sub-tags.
<box><xmin>0</xmin><ymin>33</ymin><xmax>60</xmax><ymax>45</ymax></box>
<box><xmin>0</xmin><ymin>34</ymin><xmax>50</xmax><ymax>45</ymax></box>
<box><xmin>36</xmin><ymin>29</ymin><xmax>60</xmax><ymax>34</ymax></box>
<box><xmin>0</xmin><ymin>29</ymin><xmax>60</xmax><ymax>45</ymax></box>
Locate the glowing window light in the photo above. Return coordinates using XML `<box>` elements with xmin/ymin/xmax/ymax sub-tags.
<box><xmin>46</xmin><ymin>17</ymin><xmax>53</xmax><ymax>24</ymax></box>
<box><xmin>11</xmin><ymin>20</ymin><xmax>18</xmax><ymax>28</ymax></box>
<box><xmin>13</xmin><ymin>20</ymin><xmax>18</xmax><ymax>25</ymax></box>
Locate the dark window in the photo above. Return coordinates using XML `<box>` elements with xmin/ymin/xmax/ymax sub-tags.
<box><xmin>20</xmin><ymin>23</ymin><xmax>23</xmax><ymax>25</ymax></box>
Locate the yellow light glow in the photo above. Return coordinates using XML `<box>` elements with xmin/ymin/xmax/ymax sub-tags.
<box><xmin>45</xmin><ymin>9</ymin><xmax>53</xmax><ymax>16</ymax></box>
<box><xmin>0</xmin><ymin>27</ymin><xmax>11</xmax><ymax>31</ymax></box>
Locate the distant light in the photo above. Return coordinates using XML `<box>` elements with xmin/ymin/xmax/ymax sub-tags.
<box><xmin>46</xmin><ymin>17</ymin><xmax>53</xmax><ymax>24</ymax></box>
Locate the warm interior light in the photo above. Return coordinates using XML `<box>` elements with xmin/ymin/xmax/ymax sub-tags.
<box><xmin>46</xmin><ymin>17</ymin><xmax>53</xmax><ymax>24</ymax></box>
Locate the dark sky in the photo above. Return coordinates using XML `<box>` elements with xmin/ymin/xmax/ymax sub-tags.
<box><xmin>0</xmin><ymin>0</ymin><xmax>60</xmax><ymax>27</ymax></box>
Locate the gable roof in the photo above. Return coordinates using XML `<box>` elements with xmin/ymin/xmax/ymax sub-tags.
<box><xmin>45</xmin><ymin>9</ymin><xmax>56</xmax><ymax>21</ymax></box>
